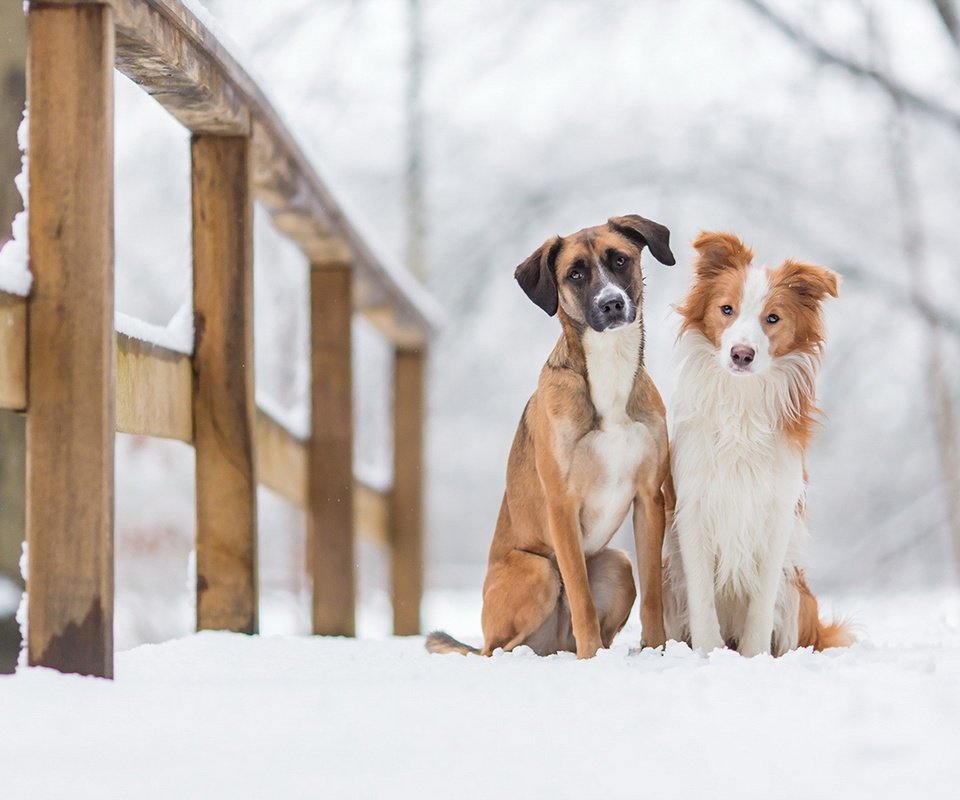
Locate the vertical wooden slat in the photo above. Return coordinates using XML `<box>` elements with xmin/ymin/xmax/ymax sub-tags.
<box><xmin>391</xmin><ymin>348</ymin><xmax>425</xmax><ymax>635</ymax></box>
<box><xmin>309</xmin><ymin>265</ymin><xmax>355</xmax><ymax>636</ymax></box>
<box><xmin>26</xmin><ymin>1</ymin><xmax>115</xmax><ymax>677</ymax></box>
<box><xmin>0</xmin><ymin>0</ymin><xmax>27</xmax><ymax>675</ymax></box>
<box><xmin>192</xmin><ymin>135</ymin><xmax>258</xmax><ymax>633</ymax></box>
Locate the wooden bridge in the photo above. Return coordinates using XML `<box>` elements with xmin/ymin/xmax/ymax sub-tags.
<box><xmin>0</xmin><ymin>0</ymin><xmax>440</xmax><ymax>677</ymax></box>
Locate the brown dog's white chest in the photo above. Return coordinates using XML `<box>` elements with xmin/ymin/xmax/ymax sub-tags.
<box><xmin>569</xmin><ymin>323</ymin><xmax>655</xmax><ymax>555</ymax></box>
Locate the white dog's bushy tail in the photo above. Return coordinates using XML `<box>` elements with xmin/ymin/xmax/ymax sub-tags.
<box><xmin>796</xmin><ymin>570</ymin><xmax>856</xmax><ymax>650</ymax></box>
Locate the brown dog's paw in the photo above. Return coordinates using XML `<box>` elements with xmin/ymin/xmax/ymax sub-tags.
<box><xmin>576</xmin><ymin>635</ymin><xmax>603</xmax><ymax>659</ymax></box>
<box><xmin>640</xmin><ymin>636</ymin><xmax>666</xmax><ymax>650</ymax></box>
<box><xmin>640</xmin><ymin>624</ymin><xmax>666</xmax><ymax>650</ymax></box>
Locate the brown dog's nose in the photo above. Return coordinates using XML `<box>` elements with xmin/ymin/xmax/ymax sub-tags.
<box><xmin>731</xmin><ymin>345</ymin><xmax>755</xmax><ymax>366</ymax></box>
<box><xmin>599</xmin><ymin>297</ymin><xmax>624</xmax><ymax>316</ymax></box>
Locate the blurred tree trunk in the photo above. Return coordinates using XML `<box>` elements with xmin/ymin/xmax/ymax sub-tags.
<box><xmin>0</xmin><ymin>0</ymin><xmax>26</xmax><ymax>673</ymax></box>
<box><xmin>931</xmin><ymin>0</ymin><xmax>959</xmax><ymax>46</ymax></box>
<box><xmin>743</xmin><ymin>0</ymin><xmax>960</xmax><ymax>578</ymax></box>
<box><xmin>740</xmin><ymin>0</ymin><xmax>960</xmax><ymax>130</ymax></box>
<box><xmin>869</xmin><ymin>12</ymin><xmax>960</xmax><ymax>578</ymax></box>
<box><xmin>405</xmin><ymin>0</ymin><xmax>426</xmax><ymax>280</ymax></box>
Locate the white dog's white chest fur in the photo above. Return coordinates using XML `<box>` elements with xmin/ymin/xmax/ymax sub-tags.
<box><xmin>671</xmin><ymin>339</ymin><xmax>805</xmax><ymax>594</ymax></box>
<box><xmin>574</xmin><ymin>323</ymin><xmax>652</xmax><ymax>555</ymax></box>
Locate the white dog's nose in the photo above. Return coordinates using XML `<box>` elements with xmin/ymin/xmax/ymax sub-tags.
<box><xmin>730</xmin><ymin>345</ymin><xmax>755</xmax><ymax>366</ymax></box>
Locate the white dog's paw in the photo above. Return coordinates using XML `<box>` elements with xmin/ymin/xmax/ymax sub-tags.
<box><xmin>691</xmin><ymin>631</ymin><xmax>726</xmax><ymax>655</ymax></box>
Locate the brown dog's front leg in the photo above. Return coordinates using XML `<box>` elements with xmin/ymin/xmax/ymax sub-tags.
<box><xmin>633</xmin><ymin>486</ymin><xmax>667</xmax><ymax>649</ymax></box>
<box><xmin>547</xmin><ymin>502</ymin><xmax>603</xmax><ymax>659</ymax></box>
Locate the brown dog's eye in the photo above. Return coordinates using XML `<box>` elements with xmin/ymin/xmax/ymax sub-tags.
<box><xmin>614</xmin><ymin>255</ymin><xmax>626</xmax><ymax>268</ymax></box>
<box><xmin>720</xmin><ymin>305</ymin><xmax>734</xmax><ymax>316</ymax></box>
<box><xmin>765</xmin><ymin>313</ymin><xmax>780</xmax><ymax>324</ymax></box>
<box><xmin>568</xmin><ymin>269</ymin><xmax>584</xmax><ymax>282</ymax></box>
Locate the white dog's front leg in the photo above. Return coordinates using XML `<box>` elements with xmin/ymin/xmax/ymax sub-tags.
<box><xmin>674</xmin><ymin>511</ymin><xmax>724</xmax><ymax>653</ymax></box>
<box><xmin>740</xmin><ymin>520</ymin><xmax>793</xmax><ymax>657</ymax></box>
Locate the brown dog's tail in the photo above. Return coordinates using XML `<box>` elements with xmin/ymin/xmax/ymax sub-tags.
<box><xmin>425</xmin><ymin>630</ymin><xmax>481</xmax><ymax>655</ymax></box>
<box><xmin>795</xmin><ymin>570</ymin><xmax>856</xmax><ymax>651</ymax></box>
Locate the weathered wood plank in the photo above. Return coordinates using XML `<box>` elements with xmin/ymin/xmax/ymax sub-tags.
<box><xmin>0</xmin><ymin>289</ymin><xmax>26</xmax><ymax>412</ymax></box>
<box><xmin>256</xmin><ymin>408</ymin><xmax>307</xmax><ymax>508</ymax></box>
<box><xmin>309</xmin><ymin>265</ymin><xmax>355</xmax><ymax>636</ymax></box>
<box><xmin>0</xmin><ymin>307</ymin><xmax>194</xmax><ymax>439</ymax></box>
<box><xmin>26</xmin><ymin>1</ymin><xmax>115</xmax><ymax>677</ymax></box>
<box><xmin>254</xmin><ymin>408</ymin><xmax>389</xmax><ymax>544</ymax></box>
<box><xmin>0</xmin><ymin>1</ymin><xmax>27</xmax><ymax>673</ymax></box>
<box><xmin>391</xmin><ymin>349</ymin><xmax>425</xmax><ymax>635</ymax></box>
<box><xmin>36</xmin><ymin>2</ymin><xmax>440</xmax><ymax>345</ymax></box>
<box><xmin>192</xmin><ymin>134</ymin><xmax>258</xmax><ymax>634</ymax></box>
<box><xmin>0</xmin><ymin>288</ymin><xmax>388</xmax><ymax>545</ymax></box>
<box><xmin>115</xmin><ymin>0</ymin><xmax>437</xmax><ymax>346</ymax></box>
<box><xmin>249</xmin><ymin>121</ymin><xmax>434</xmax><ymax>348</ymax></box>
<box><xmin>356</xmin><ymin>481</ymin><xmax>389</xmax><ymax>547</ymax></box>
<box><xmin>111</xmin><ymin>0</ymin><xmax>248</xmax><ymax>135</ymax></box>
<box><xmin>116</xmin><ymin>334</ymin><xmax>192</xmax><ymax>442</ymax></box>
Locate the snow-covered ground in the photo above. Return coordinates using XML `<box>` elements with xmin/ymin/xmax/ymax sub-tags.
<box><xmin>2</xmin><ymin>588</ymin><xmax>959</xmax><ymax>799</ymax></box>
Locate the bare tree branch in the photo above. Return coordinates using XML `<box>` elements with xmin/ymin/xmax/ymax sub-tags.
<box><xmin>739</xmin><ymin>0</ymin><xmax>960</xmax><ymax>133</ymax></box>
<box><xmin>837</xmin><ymin>263</ymin><xmax>960</xmax><ymax>340</ymax></box>
<box><xmin>931</xmin><ymin>0</ymin><xmax>960</xmax><ymax>47</ymax></box>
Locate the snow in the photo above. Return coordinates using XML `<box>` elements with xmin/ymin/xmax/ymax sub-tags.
<box><xmin>354</xmin><ymin>458</ymin><xmax>392</xmax><ymax>494</ymax></box>
<box><xmin>115</xmin><ymin>303</ymin><xmax>195</xmax><ymax>355</ymax></box>
<box><xmin>255</xmin><ymin>390</ymin><xmax>310</xmax><ymax>441</ymax></box>
<box><xmin>1</xmin><ymin>589</ymin><xmax>958</xmax><ymax>799</ymax></box>
<box><xmin>16</xmin><ymin>541</ymin><xmax>27</xmax><ymax>668</ymax></box>
<box><xmin>0</xmin><ymin>109</ymin><xmax>31</xmax><ymax>296</ymax></box>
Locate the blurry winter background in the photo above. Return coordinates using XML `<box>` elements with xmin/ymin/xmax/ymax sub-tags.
<box><xmin>2</xmin><ymin>0</ymin><xmax>959</xmax><ymax>652</ymax></box>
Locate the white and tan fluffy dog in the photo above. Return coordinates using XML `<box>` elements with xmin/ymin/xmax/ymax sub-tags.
<box><xmin>663</xmin><ymin>232</ymin><xmax>853</xmax><ymax>656</ymax></box>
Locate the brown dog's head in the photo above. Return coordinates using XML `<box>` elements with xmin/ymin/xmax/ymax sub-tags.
<box><xmin>515</xmin><ymin>214</ymin><xmax>675</xmax><ymax>332</ymax></box>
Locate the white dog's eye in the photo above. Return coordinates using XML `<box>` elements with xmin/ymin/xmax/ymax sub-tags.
<box><xmin>765</xmin><ymin>313</ymin><xmax>780</xmax><ymax>324</ymax></box>
<box><xmin>720</xmin><ymin>305</ymin><xmax>734</xmax><ymax>316</ymax></box>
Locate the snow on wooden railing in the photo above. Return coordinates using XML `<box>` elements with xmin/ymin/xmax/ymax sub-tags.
<box><xmin>0</xmin><ymin>0</ymin><xmax>435</xmax><ymax>678</ymax></box>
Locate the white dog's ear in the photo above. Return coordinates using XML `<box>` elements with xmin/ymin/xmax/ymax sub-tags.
<box><xmin>608</xmin><ymin>214</ymin><xmax>676</xmax><ymax>266</ymax></box>
<box><xmin>691</xmin><ymin>231</ymin><xmax>753</xmax><ymax>277</ymax></box>
<box><xmin>515</xmin><ymin>236</ymin><xmax>562</xmax><ymax>316</ymax></box>
<box><xmin>776</xmin><ymin>260</ymin><xmax>840</xmax><ymax>303</ymax></box>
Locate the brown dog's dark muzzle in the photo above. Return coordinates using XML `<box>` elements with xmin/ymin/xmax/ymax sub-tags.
<box><xmin>588</xmin><ymin>287</ymin><xmax>636</xmax><ymax>331</ymax></box>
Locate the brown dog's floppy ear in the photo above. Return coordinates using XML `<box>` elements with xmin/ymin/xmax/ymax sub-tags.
<box><xmin>692</xmin><ymin>231</ymin><xmax>753</xmax><ymax>277</ymax></box>
<box><xmin>515</xmin><ymin>236</ymin><xmax>562</xmax><ymax>316</ymax></box>
<box><xmin>608</xmin><ymin>214</ymin><xmax>676</xmax><ymax>266</ymax></box>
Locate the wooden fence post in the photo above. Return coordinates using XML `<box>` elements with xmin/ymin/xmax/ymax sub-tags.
<box><xmin>192</xmin><ymin>135</ymin><xmax>258</xmax><ymax>633</ymax></box>
<box><xmin>309</xmin><ymin>264</ymin><xmax>355</xmax><ymax>636</ymax></box>
<box><xmin>0</xmin><ymin>0</ymin><xmax>27</xmax><ymax>675</ymax></box>
<box><xmin>391</xmin><ymin>348</ymin><xmax>425</xmax><ymax>635</ymax></box>
<box><xmin>26</xmin><ymin>0</ymin><xmax>115</xmax><ymax>677</ymax></box>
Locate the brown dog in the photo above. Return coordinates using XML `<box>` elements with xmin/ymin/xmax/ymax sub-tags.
<box><xmin>427</xmin><ymin>215</ymin><xmax>675</xmax><ymax>658</ymax></box>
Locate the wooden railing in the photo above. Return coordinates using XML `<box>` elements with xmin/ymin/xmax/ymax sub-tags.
<box><xmin>0</xmin><ymin>0</ymin><xmax>439</xmax><ymax>678</ymax></box>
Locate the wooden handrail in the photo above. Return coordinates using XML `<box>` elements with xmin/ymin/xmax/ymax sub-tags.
<box><xmin>11</xmin><ymin>0</ymin><xmax>432</xmax><ymax>676</ymax></box>
<box><xmin>107</xmin><ymin>0</ymin><xmax>442</xmax><ymax>349</ymax></box>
